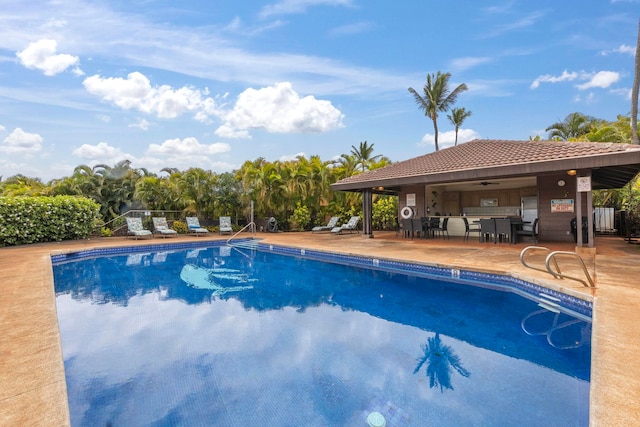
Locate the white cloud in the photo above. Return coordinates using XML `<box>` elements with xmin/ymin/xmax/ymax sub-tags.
<box><xmin>16</xmin><ymin>39</ymin><xmax>81</xmax><ymax>76</ymax></box>
<box><xmin>418</xmin><ymin>129</ymin><xmax>480</xmax><ymax>150</ymax></box>
<box><xmin>129</xmin><ymin>118</ymin><xmax>150</xmax><ymax>130</ymax></box>
<box><xmin>147</xmin><ymin>137</ymin><xmax>231</xmax><ymax>157</ymax></box>
<box><xmin>530</xmin><ymin>70</ymin><xmax>578</xmax><ymax>89</ymax></box>
<box><xmin>280</xmin><ymin>152</ymin><xmax>306</xmax><ymax>162</ymax></box>
<box><xmin>259</xmin><ymin>0</ymin><xmax>354</xmax><ymax>18</ymax></box>
<box><xmin>450</xmin><ymin>56</ymin><xmax>492</xmax><ymax>72</ymax></box>
<box><xmin>0</xmin><ymin>125</ymin><xmax>5</xmax><ymax>132</ymax></box>
<box><xmin>600</xmin><ymin>44</ymin><xmax>636</xmax><ymax>56</ymax></box>
<box><xmin>575</xmin><ymin>71</ymin><xmax>620</xmax><ymax>90</ymax></box>
<box><xmin>215</xmin><ymin>82</ymin><xmax>344</xmax><ymax>139</ymax></box>
<box><xmin>1</xmin><ymin>128</ymin><xmax>43</xmax><ymax>153</ymax></box>
<box><xmin>72</xmin><ymin>142</ymin><xmax>132</xmax><ymax>162</ymax></box>
<box><xmin>328</xmin><ymin>22</ymin><xmax>374</xmax><ymax>37</ymax></box>
<box><xmin>83</xmin><ymin>72</ymin><xmax>223</xmax><ymax>121</ymax></box>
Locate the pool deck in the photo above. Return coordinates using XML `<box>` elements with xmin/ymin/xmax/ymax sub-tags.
<box><xmin>1</xmin><ymin>231</ymin><xmax>639</xmax><ymax>426</ymax></box>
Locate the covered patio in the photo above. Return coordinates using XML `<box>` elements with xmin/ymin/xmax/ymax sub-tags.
<box><xmin>332</xmin><ymin>139</ymin><xmax>640</xmax><ymax>249</ymax></box>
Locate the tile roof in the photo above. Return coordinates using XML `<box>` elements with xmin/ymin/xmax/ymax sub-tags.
<box><xmin>332</xmin><ymin>139</ymin><xmax>640</xmax><ymax>189</ymax></box>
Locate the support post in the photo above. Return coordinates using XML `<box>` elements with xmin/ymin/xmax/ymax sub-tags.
<box><xmin>362</xmin><ymin>189</ymin><xmax>374</xmax><ymax>238</ymax></box>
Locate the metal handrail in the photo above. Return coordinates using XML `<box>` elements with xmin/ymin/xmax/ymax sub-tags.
<box><xmin>545</xmin><ymin>251</ymin><xmax>595</xmax><ymax>288</ymax></box>
<box><xmin>226</xmin><ymin>221</ymin><xmax>256</xmax><ymax>245</ymax></box>
<box><xmin>520</xmin><ymin>246</ymin><xmax>562</xmax><ymax>278</ymax></box>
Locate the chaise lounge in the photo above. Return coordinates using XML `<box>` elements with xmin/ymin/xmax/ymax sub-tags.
<box><xmin>331</xmin><ymin>216</ymin><xmax>360</xmax><ymax>235</ymax></box>
<box><xmin>126</xmin><ymin>217</ymin><xmax>153</xmax><ymax>240</ymax></box>
<box><xmin>219</xmin><ymin>216</ymin><xmax>233</xmax><ymax>235</ymax></box>
<box><xmin>152</xmin><ymin>217</ymin><xmax>178</xmax><ymax>238</ymax></box>
<box><xmin>186</xmin><ymin>217</ymin><xmax>209</xmax><ymax>236</ymax></box>
<box><xmin>312</xmin><ymin>216</ymin><xmax>340</xmax><ymax>233</ymax></box>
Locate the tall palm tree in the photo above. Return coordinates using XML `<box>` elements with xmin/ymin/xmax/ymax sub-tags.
<box><xmin>447</xmin><ymin>107</ymin><xmax>472</xmax><ymax>146</ymax></box>
<box><xmin>408</xmin><ymin>71</ymin><xmax>468</xmax><ymax>151</ymax></box>
<box><xmin>632</xmin><ymin>18</ymin><xmax>639</xmax><ymax>145</ymax></box>
<box><xmin>350</xmin><ymin>141</ymin><xmax>382</xmax><ymax>172</ymax></box>
<box><xmin>545</xmin><ymin>112</ymin><xmax>594</xmax><ymax>140</ymax></box>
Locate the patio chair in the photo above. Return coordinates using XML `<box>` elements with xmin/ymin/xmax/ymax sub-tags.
<box><xmin>152</xmin><ymin>217</ymin><xmax>178</xmax><ymax>238</ymax></box>
<box><xmin>401</xmin><ymin>218</ymin><xmax>413</xmax><ymax>238</ymax></box>
<box><xmin>312</xmin><ymin>216</ymin><xmax>340</xmax><ymax>233</ymax></box>
<box><xmin>185</xmin><ymin>217</ymin><xmax>209</xmax><ymax>236</ymax></box>
<box><xmin>219</xmin><ymin>216</ymin><xmax>233</xmax><ymax>235</ymax></box>
<box><xmin>495</xmin><ymin>218</ymin><xmax>512</xmax><ymax>244</ymax></box>
<box><xmin>412</xmin><ymin>218</ymin><xmax>424</xmax><ymax>239</ymax></box>
<box><xmin>463</xmin><ymin>217</ymin><xmax>481</xmax><ymax>241</ymax></box>
<box><xmin>479</xmin><ymin>218</ymin><xmax>496</xmax><ymax>243</ymax></box>
<box><xmin>516</xmin><ymin>218</ymin><xmax>539</xmax><ymax>244</ymax></box>
<box><xmin>126</xmin><ymin>217</ymin><xmax>153</xmax><ymax>240</ymax></box>
<box><xmin>331</xmin><ymin>216</ymin><xmax>360</xmax><ymax>235</ymax></box>
<box><xmin>432</xmin><ymin>217</ymin><xmax>450</xmax><ymax>239</ymax></box>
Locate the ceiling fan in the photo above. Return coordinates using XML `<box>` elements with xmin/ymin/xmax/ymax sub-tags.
<box><xmin>475</xmin><ymin>181</ymin><xmax>500</xmax><ymax>186</ymax></box>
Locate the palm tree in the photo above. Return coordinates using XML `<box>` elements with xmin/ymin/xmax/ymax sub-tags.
<box><xmin>408</xmin><ymin>71</ymin><xmax>468</xmax><ymax>151</ymax></box>
<box><xmin>631</xmin><ymin>18</ymin><xmax>639</xmax><ymax>145</ymax></box>
<box><xmin>447</xmin><ymin>107</ymin><xmax>472</xmax><ymax>146</ymax></box>
<box><xmin>414</xmin><ymin>333</ymin><xmax>470</xmax><ymax>392</ymax></box>
<box><xmin>545</xmin><ymin>112</ymin><xmax>594</xmax><ymax>140</ymax></box>
<box><xmin>350</xmin><ymin>141</ymin><xmax>382</xmax><ymax>172</ymax></box>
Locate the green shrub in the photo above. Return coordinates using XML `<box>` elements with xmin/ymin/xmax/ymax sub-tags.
<box><xmin>373</xmin><ymin>196</ymin><xmax>398</xmax><ymax>230</ymax></box>
<box><xmin>172</xmin><ymin>220</ymin><xmax>188</xmax><ymax>234</ymax></box>
<box><xmin>291</xmin><ymin>203</ymin><xmax>311</xmax><ymax>231</ymax></box>
<box><xmin>0</xmin><ymin>196</ymin><xmax>100</xmax><ymax>246</ymax></box>
<box><xmin>100</xmin><ymin>227</ymin><xmax>113</xmax><ymax>237</ymax></box>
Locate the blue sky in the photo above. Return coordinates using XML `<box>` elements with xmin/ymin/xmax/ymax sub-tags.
<box><xmin>0</xmin><ymin>0</ymin><xmax>638</xmax><ymax>181</ymax></box>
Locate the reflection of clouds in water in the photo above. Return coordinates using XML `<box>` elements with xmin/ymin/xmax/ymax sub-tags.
<box><xmin>57</xmin><ymin>293</ymin><xmax>588</xmax><ymax>426</ymax></box>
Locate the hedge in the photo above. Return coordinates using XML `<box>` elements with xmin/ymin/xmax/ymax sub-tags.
<box><xmin>0</xmin><ymin>196</ymin><xmax>100</xmax><ymax>246</ymax></box>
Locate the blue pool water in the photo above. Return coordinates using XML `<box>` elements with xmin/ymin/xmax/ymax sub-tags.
<box><xmin>52</xmin><ymin>242</ymin><xmax>591</xmax><ymax>426</ymax></box>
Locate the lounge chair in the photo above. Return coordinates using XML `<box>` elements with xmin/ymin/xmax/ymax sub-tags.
<box><xmin>331</xmin><ymin>216</ymin><xmax>360</xmax><ymax>235</ymax></box>
<box><xmin>312</xmin><ymin>216</ymin><xmax>339</xmax><ymax>233</ymax></box>
<box><xmin>186</xmin><ymin>217</ymin><xmax>209</xmax><ymax>236</ymax></box>
<box><xmin>219</xmin><ymin>216</ymin><xmax>233</xmax><ymax>235</ymax></box>
<box><xmin>152</xmin><ymin>217</ymin><xmax>178</xmax><ymax>238</ymax></box>
<box><xmin>126</xmin><ymin>217</ymin><xmax>153</xmax><ymax>240</ymax></box>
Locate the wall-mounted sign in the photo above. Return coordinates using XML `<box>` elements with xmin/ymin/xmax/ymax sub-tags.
<box><xmin>551</xmin><ymin>199</ymin><xmax>574</xmax><ymax>213</ymax></box>
<box><xmin>480</xmin><ymin>198</ymin><xmax>498</xmax><ymax>207</ymax></box>
<box><xmin>577</xmin><ymin>176</ymin><xmax>591</xmax><ymax>192</ymax></box>
<box><xmin>406</xmin><ymin>193</ymin><xmax>416</xmax><ymax>207</ymax></box>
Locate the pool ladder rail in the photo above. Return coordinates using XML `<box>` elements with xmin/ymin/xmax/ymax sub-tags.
<box><xmin>226</xmin><ymin>222</ymin><xmax>260</xmax><ymax>252</ymax></box>
<box><xmin>520</xmin><ymin>246</ymin><xmax>595</xmax><ymax>288</ymax></box>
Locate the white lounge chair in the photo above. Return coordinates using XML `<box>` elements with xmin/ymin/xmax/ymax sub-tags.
<box><xmin>331</xmin><ymin>216</ymin><xmax>360</xmax><ymax>235</ymax></box>
<box><xmin>126</xmin><ymin>217</ymin><xmax>153</xmax><ymax>239</ymax></box>
<box><xmin>186</xmin><ymin>217</ymin><xmax>209</xmax><ymax>236</ymax></box>
<box><xmin>152</xmin><ymin>217</ymin><xmax>178</xmax><ymax>238</ymax></box>
<box><xmin>219</xmin><ymin>216</ymin><xmax>233</xmax><ymax>235</ymax></box>
<box><xmin>312</xmin><ymin>216</ymin><xmax>340</xmax><ymax>233</ymax></box>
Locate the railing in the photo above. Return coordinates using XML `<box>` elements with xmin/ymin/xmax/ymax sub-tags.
<box><xmin>520</xmin><ymin>246</ymin><xmax>595</xmax><ymax>288</ymax></box>
<box><xmin>226</xmin><ymin>221</ymin><xmax>256</xmax><ymax>246</ymax></box>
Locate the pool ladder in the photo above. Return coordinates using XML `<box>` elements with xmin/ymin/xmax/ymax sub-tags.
<box><xmin>226</xmin><ymin>222</ymin><xmax>259</xmax><ymax>248</ymax></box>
<box><xmin>520</xmin><ymin>246</ymin><xmax>595</xmax><ymax>288</ymax></box>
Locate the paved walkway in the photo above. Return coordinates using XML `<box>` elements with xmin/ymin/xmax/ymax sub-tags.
<box><xmin>1</xmin><ymin>232</ymin><xmax>639</xmax><ymax>426</ymax></box>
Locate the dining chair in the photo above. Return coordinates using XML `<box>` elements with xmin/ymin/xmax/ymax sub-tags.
<box><xmin>411</xmin><ymin>218</ymin><xmax>424</xmax><ymax>239</ymax></box>
<box><xmin>495</xmin><ymin>218</ymin><xmax>512</xmax><ymax>244</ymax></box>
<box><xmin>463</xmin><ymin>217</ymin><xmax>481</xmax><ymax>241</ymax></box>
<box><xmin>479</xmin><ymin>218</ymin><xmax>496</xmax><ymax>243</ymax></box>
<box><xmin>433</xmin><ymin>217</ymin><xmax>450</xmax><ymax>239</ymax></box>
<box><xmin>516</xmin><ymin>218</ymin><xmax>539</xmax><ymax>244</ymax></box>
<box><xmin>401</xmin><ymin>218</ymin><xmax>413</xmax><ymax>238</ymax></box>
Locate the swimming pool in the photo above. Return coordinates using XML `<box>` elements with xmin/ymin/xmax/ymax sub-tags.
<box><xmin>52</xmin><ymin>241</ymin><xmax>591</xmax><ymax>426</ymax></box>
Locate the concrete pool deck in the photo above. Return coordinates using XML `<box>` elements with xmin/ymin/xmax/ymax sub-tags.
<box><xmin>1</xmin><ymin>231</ymin><xmax>639</xmax><ymax>426</ymax></box>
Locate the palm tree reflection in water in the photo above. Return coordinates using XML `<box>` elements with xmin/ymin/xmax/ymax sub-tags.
<box><xmin>414</xmin><ymin>333</ymin><xmax>470</xmax><ymax>392</ymax></box>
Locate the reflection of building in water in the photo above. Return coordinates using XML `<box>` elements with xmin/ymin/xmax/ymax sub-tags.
<box><xmin>414</xmin><ymin>333</ymin><xmax>470</xmax><ymax>392</ymax></box>
<box><xmin>179</xmin><ymin>264</ymin><xmax>255</xmax><ymax>295</ymax></box>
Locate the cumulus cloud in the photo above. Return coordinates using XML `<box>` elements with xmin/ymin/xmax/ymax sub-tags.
<box><xmin>531</xmin><ymin>70</ymin><xmax>620</xmax><ymax>91</ymax></box>
<box><xmin>418</xmin><ymin>129</ymin><xmax>480</xmax><ymax>150</ymax></box>
<box><xmin>1</xmin><ymin>128</ymin><xmax>43</xmax><ymax>153</ymax></box>
<box><xmin>72</xmin><ymin>142</ymin><xmax>132</xmax><ymax>162</ymax></box>
<box><xmin>575</xmin><ymin>71</ymin><xmax>620</xmax><ymax>90</ymax></box>
<box><xmin>147</xmin><ymin>137</ymin><xmax>231</xmax><ymax>157</ymax></box>
<box><xmin>0</xmin><ymin>125</ymin><xmax>5</xmax><ymax>132</ymax></box>
<box><xmin>83</xmin><ymin>71</ymin><xmax>224</xmax><ymax>121</ymax></box>
<box><xmin>600</xmin><ymin>44</ymin><xmax>635</xmax><ymax>56</ymax></box>
<box><xmin>129</xmin><ymin>118</ymin><xmax>150</xmax><ymax>130</ymax></box>
<box><xmin>530</xmin><ymin>70</ymin><xmax>578</xmax><ymax>89</ymax></box>
<box><xmin>215</xmin><ymin>82</ymin><xmax>344</xmax><ymax>139</ymax></box>
<box><xmin>280</xmin><ymin>152</ymin><xmax>306</xmax><ymax>162</ymax></box>
<box><xmin>16</xmin><ymin>39</ymin><xmax>81</xmax><ymax>76</ymax></box>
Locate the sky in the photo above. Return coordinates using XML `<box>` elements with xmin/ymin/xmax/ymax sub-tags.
<box><xmin>0</xmin><ymin>0</ymin><xmax>638</xmax><ymax>182</ymax></box>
